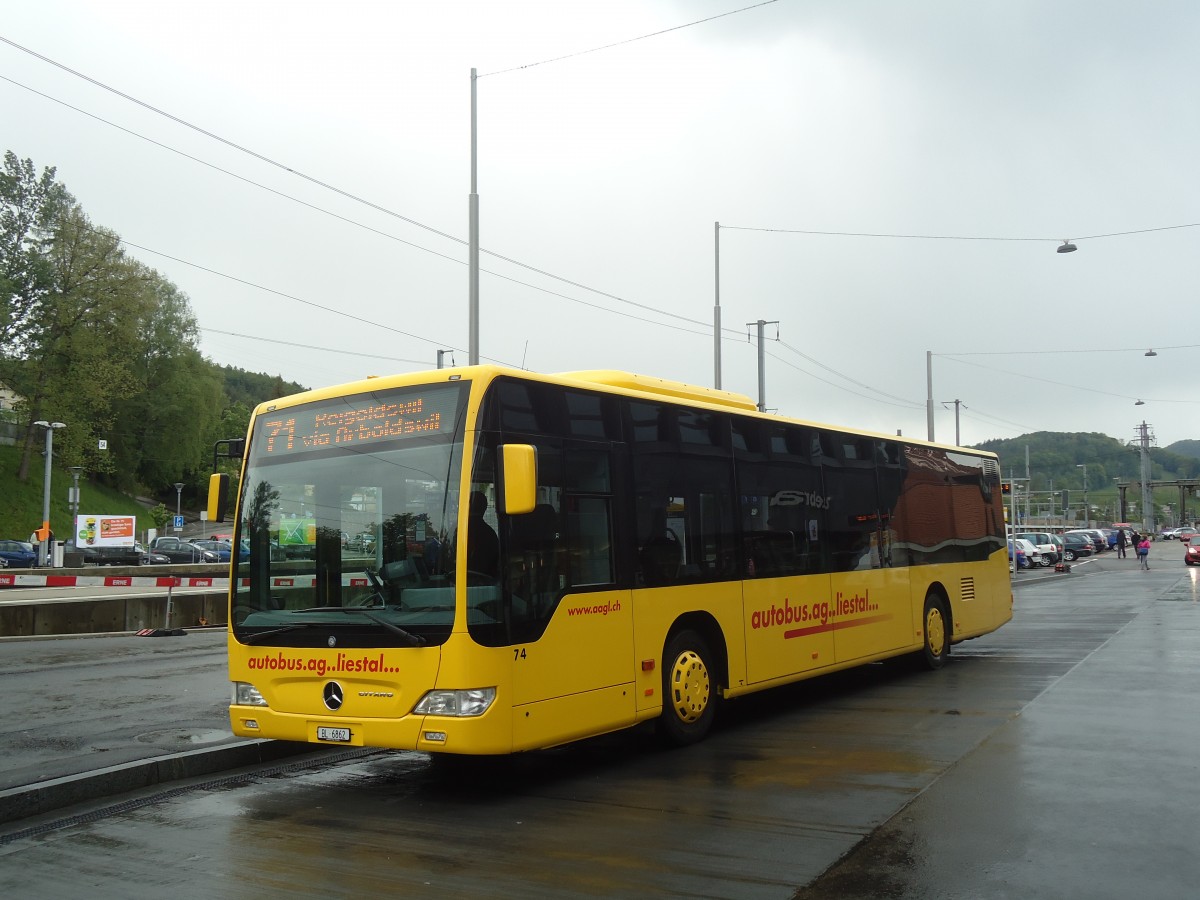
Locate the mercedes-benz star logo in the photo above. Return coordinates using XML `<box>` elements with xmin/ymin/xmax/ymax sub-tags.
<box><xmin>323</xmin><ymin>681</ymin><xmax>344</xmax><ymax>711</ymax></box>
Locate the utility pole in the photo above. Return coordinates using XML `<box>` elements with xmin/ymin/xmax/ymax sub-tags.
<box><xmin>940</xmin><ymin>399</ymin><xmax>964</xmax><ymax>445</ymax></box>
<box><xmin>746</xmin><ymin>319</ymin><xmax>779</xmax><ymax>412</ymax></box>
<box><xmin>714</xmin><ymin>222</ymin><xmax>721</xmax><ymax>389</ymax></box>
<box><xmin>1134</xmin><ymin>421</ymin><xmax>1155</xmax><ymax>536</ymax></box>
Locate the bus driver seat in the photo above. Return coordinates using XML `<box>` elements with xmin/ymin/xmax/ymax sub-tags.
<box><xmin>639</xmin><ymin>525</ymin><xmax>681</xmax><ymax>586</ymax></box>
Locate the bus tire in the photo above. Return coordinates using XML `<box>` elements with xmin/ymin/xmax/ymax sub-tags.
<box><xmin>657</xmin><ymin>629</ymin><xmax>718</xmax><ymax>746</ymax></box>
<box><xmin>921</xmin><ymin>592</ymin><xmax>950</xmax><ymax>670</ymax></box>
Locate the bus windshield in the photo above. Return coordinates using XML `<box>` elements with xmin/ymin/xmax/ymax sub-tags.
<box><xmin>231</xmin><ymin>381</ymin><xmax>470</xmax><ymax>647</ymax></box>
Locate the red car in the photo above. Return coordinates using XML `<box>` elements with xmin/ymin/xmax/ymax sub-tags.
<box><xmin>1185</xmin><ymin>535</ymin><xmax>1200</xmax><ymax>566</ymax></box>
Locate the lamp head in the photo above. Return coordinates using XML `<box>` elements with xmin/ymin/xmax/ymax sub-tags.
<box><xmin>1057</xmin><ymin>240</ymin><xmax>1077</xmax><ymax>253</ymax></box>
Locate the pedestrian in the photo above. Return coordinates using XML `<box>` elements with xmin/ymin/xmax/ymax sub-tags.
<box><xmin>1136</xmin><ymin>535</ymin><xmax>1151</xmax><ymax>570</ymax></box>
<box><xmin>1116</xmin><ymin>528</ymin><xmax>1127</xmax><ymax>559</ymax></box>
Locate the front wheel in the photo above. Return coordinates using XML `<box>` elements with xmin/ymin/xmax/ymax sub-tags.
<box><xmin>657</xmin><ymin>629</ymin><xmax>718</xmax><ymax>746</ymax></box>
<box><xmin>920</xmin><ymin>593</ymin><xmax>950</xmax><ymax>670</ymax></box>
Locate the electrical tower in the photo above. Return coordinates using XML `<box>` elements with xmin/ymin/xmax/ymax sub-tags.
<box><xmin>1133</xmin><ymin>421</ymin><xmax>1156</xmax><ymax>535</ymax></box>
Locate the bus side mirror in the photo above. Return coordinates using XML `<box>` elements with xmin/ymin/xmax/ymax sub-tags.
<box><xmin>208</xmin><ymin>473</ymin><xmax>230</xmax><ymax>523</ymax></box>
<box><xmin>501</xmin><ymin>444</ymin><xmax>537</xmax><ymax>515</ymax></box>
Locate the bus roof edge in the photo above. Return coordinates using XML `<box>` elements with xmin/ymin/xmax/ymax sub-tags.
<box><xmin>556</xmin><ymin>370</ymin><xmax>758</xmax><ymax>412</ymax></box>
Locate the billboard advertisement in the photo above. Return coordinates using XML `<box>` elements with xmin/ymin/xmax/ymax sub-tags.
<box><xmin>76</xmin><ymin>514</ymin><xmax>136</xmax><ymax>548</ymax></box>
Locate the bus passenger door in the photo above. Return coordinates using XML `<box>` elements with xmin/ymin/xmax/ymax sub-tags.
<box><xmin>505</xmin><ymin>443</ymin><xmax>638</xmax><ymax>750</ymax></box>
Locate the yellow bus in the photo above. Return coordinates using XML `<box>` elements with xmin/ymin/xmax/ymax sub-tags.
<box><xmin>223</xmin><ymin>366</ymin><xmax>1011</xmax><ymax>754</ymax></box>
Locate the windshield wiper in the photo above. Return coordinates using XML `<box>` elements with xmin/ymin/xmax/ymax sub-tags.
<box><xmin>355</xmin><ymin>609</ymin><xmax>426</xmax><ymax>647</ymax></box>
<box><xmin>242</xmin><ymin>623</ymin><xmax>322</xmax><ymax>644</ymax></box>
<box><xmin>294</xmin><ymin>606</ymin><xmax>427</xmax><ymax>647</ymax></box>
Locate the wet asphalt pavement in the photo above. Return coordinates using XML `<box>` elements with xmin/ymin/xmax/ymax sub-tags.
<box><xmin>1</xmin><ymin>553</ymin><xmax>1198</xmax><ymax>898</ymax></box>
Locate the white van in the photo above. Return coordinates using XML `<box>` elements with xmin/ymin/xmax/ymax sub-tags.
<box><xmin>1015</xmin><ymin>532</ymin><xmax>1059</xmax><ymax>566</ymax></box>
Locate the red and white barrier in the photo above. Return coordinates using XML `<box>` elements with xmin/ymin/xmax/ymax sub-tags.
<box><xmin>0</xmin><ymin>573</ymin><xmax>230</xmax><ymax>589</ymax></box>
<box><xmin>0</xmin><ymin>574</ymin><xmax>370</xmax><ymax>589</ymax></box>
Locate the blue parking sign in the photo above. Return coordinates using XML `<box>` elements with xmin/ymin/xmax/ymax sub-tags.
<box><xmin>173</xmin><ymin>515</ymin><xmax>184</xmax><ymax>528</ymax></box>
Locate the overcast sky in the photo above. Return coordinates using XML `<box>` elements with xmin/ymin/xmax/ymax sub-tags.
<box><xmin>4</xmin><ymin>1</ymin><xmax>1198</xmax><ymax>455</ymax></box>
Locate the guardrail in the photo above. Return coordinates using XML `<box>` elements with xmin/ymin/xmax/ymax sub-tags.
<box><xmin>0</xmin><ymin>566</ymin><xmax>385</xmax><ymax>638</ymax></box>
<box><xmin>0</xmin><ymin>565</ymin><xmax>231</xmax><ymax>638</ymax></box>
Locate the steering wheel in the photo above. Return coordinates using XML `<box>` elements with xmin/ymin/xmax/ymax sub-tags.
<box><xmin>343</xmin><ymin>567</ymin><xmax>389</xmax><ymax>607</ymax></box>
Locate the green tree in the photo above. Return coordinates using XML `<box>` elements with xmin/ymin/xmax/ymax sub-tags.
<box><xmin>112</xmin><ymin>272</ymin><xmax>223</xmax><ymax>495</ymax></box>
<box><xmin>0</xmin><ymin>151</ymin><xmax>70</xmax><ymax>357</ymax></box>
<box><xmin>148</xmin><ymin>502</ymin><xmax>170</xmax><ymax>531</ymax></box>
<box><xmin>10</xmin><ymin>203</ymin><xmax>151</xmax><ymax>482</ymax></box>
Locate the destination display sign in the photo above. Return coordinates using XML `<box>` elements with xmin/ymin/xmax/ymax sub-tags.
<box><xmin>256</xmin><ymin>385</ymin><xmax>463</xmax><ymax>459</ymax></box>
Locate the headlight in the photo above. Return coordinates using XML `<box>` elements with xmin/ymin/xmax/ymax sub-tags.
<box><xmin>232</xmin><ymin>681</ymin><xmax>268</xmax><ymax>706</ymax></box>
<box><xmin>413</xmin><ymin>687</ymin><xmax>496</xmax><ymax>717</ymax></box>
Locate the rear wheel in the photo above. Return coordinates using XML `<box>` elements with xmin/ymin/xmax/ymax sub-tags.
<box><xmin>1038</xmin><ymin>556</ymin><xmax>1052</xmax><ymax>567</ymax></box>
<box><xmin>1064</xmin><ymin>549</ymin><xmax>1077</xmax><ymax>562</ymax></box>
<box><xmin>920</xmin><ymin>593</ymin><xmax>950</xmax><ymax>670</ymax></box>
<box><xmin>657</xmin><ymin>629</ymin><xmax>718</xmax><ymax>746</ymax></box>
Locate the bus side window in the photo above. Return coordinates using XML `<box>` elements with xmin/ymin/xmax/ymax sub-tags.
<box><xmin>640</xmin><ymin>507</ymin><xmax>682</xmax><ymax>586</ymax></box>
<box><xmin>509</xmin><ymin>503</ymin><xmax>561</xmax><ymax>617</ymax></box>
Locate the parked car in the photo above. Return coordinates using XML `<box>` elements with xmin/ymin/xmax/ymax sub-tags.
<box><xmin>345</xmin><ymin>533</ymin><xmax>376</xmax><ymax>553</ymax></box>
<box><xmin>77</xmin><ymin>544</ymin><xmax>142</xmax><ymax>566</ymax></box>
<box><xmin>1066</xmin><ymin>529</ymin><xmax>1109</xmax><ymax>553</ymax></box>
<box><xmin>1012</xmin><ymin>538</ymin><xmax>1042</xmax><ymax>569</ymax></box>
<box><xmin>1186</xmin><ymin>535</ymin><xmax>1200</xmax><ymax>566</ymax></box>
<box><xmin>149</xmin><ymin>537</ymin><xmax>219</xmax><ymax>563</ymax></box>
<box><xmin>1060</xmin><ymin>532</ymin><xmax>1094</xmax><ymax>561</ymax></box>
<box><xmin>137</xmin><ymin>542</ymin><xmax>171</xmax><ymax>565</ymax></box>
<box><xmin>1015</xmin><ymin>532</ymin><xmax>1059</xmax><ymax>566</ymax></box>
<box><xmin>1007</xmin><ymin>540</ymin><xmax>1028</xmax><ymax>570</ymax></box>
<box><xmin>0</xmin><ymin>539</ymin><xmax>39</xmax><ymax>568</ymax></box>
<box><xmin>192</xmin><ymin>540</ymin><xmax>232</xmax><ymax>563</ymax></box>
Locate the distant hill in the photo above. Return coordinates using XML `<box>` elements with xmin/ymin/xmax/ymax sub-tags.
<box><xmin>1166</xmin><ymin>440</ymin><xmax>1200</xmax><ymax>460</ymax></box>
<box><xmin>970</xmin><ymin>431</ymin><xmax>1200</xmax><ymax>493</ymax></box>
<box><xmin>220</xmin><ymin>365</ymin><xmax>307</xmax><ymax>410</ymax></box>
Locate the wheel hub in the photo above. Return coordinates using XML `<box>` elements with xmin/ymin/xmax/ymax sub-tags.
<box><xmin>926</xmin><ymin>606</ymin><xmax>946</xmax><ymax>655</ymax></box>
<box><xmin>669</xmin><ymin>649</ymin><xmax>710</xmax><ymax>723</ymax></box>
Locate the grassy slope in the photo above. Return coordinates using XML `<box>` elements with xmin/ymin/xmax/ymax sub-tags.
<box><xmin>0</xmin><ymin>443</ymin><xmax>152</xmax><ymax>542</ymax></box>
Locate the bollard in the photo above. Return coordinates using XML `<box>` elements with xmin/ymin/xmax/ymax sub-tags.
<box><xmin>136</xmin><ymin>576</ymin><xmax>186</xmax><ymax>637</ymax></box>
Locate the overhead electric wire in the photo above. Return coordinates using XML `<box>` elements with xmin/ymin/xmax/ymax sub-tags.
<box><xmin>9</xmin><ymin>32</ymin><xmax>1187</xmax><ymax>426</ymax></box>
<box><xmin>721</xmin><ymin>223</ymin><xmax>1200</xmax><ymax>244</ymax></box>
<box><xmin>0</xmin><ymin>45</ymin><xmax>740</xmax><ymax>337</ymax></box>
<box><xmin>480</xmin><ymin>0</ymin><xmax>780</xmax><ymax>77</ymax></box>
<box><xmin>776</xmin><ymin>339</ymin><xmax>922</xmax><ymax>408</ymax></box>
<box><xmin>200</xmin><ymin>328</ymin><xmax>432</xmax><ymax>367</ymax></box>
<box><xmin>764</xmin><ymin>347</ymin><xmax>923</xmax><ymax>410</ymax></box>
<box><xmin>938</xmin><ymin>354</ymin><xmax>1199</xmax><ymax>406</ymax></box>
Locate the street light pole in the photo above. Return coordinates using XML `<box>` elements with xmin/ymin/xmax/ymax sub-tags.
<box><xmin>174</xmin><ymin>482</ymin><xmax>184</xmax><ymax>532</ymax></box>
<box><xmin>68</xmin><ymin>466</ymin><xmax>83</xmax><ymax>531</ymax></box>
<box><xmin>468</xmin><ymin>67</ymin><xmax>479</xmax><ymax>366</ymax></box>
<box><xmin>714</xmin><ymin>221</ymin><xmax>722</xmax><ymax>389</ymax></box>
<box><xmin>1076</xmin><ymin>464</ymin><xmax>1088</xmax><ymax>528</ymax></box>
<box><xmin>33</xmin><ymin>420</ymin><xmax>66</xmax><ymax>566</ymax></box>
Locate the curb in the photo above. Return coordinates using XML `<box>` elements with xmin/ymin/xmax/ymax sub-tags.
<box><xmin>0</xmin><ymin>739</ymin><xmax>322</xmax><ymax>826</ymax></box>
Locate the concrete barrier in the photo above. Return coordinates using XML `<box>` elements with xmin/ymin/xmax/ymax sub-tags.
<box><xmin>0</xmin><ymin>564</ymin><xmax>230</xmax><ymax>637</ymax></box>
